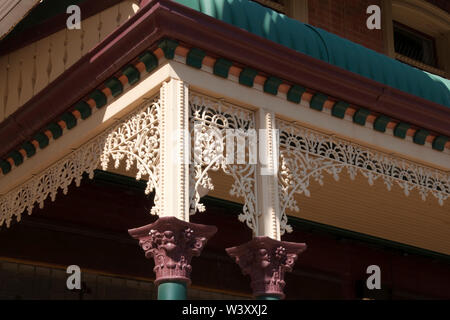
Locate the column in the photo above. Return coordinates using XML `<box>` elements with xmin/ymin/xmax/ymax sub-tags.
<box><xmin>226</xmin><ymin>109</ymin><xmax>306</xmax><ymax>300</ymax></box>
<box><xmin>129</xmin><ymin>79</ymin><xmax>217</xmax><ymax>299</ymax></box>
<box><xmin>129</xmin><ymin>216</ymin><xmax>217</xmax><ymax>300</ymax></box>
<box><xmin>255</xmin><ymin>109</ymin><xmax>281</xmax><ymax>240</ymax></box>
<box><xmin>226</xmin><ymin>236</ymin><xmax>306</xmax><ymax>300</ymax></box>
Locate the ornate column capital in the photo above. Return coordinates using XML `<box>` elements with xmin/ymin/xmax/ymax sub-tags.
<box><xmin>226</xmin><ymin>236</ymin><xmax>306</xmax><ymax>299</ymax></box>
<box><xmin>129</xmin><ymin>216</ymin><xmax>217</xmax><ymax>286</ymax></box>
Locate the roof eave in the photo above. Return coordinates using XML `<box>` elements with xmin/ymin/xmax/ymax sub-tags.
<box><xmin>0</xmin><ymin>0</ymin><xmax>448</xmax><ymax>159</ymax></box>
<box><xmin>0</xmin><ymin>0</ymin><xmax>40</xmax><ymax>40</ymax></box>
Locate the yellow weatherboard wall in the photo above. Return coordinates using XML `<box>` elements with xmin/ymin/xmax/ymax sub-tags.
<box><xmin>0</xmin><ymin>1</ymin><xmax>139</xmax><ymax>123</ymax></box>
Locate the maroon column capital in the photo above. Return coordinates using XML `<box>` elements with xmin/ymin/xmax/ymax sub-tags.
<box><xmin>226</xmin><ymin>236</ymin><xmax>307</xmax><ymax>299</ymax></box>
<box><xmin>128</xmin><ymin>216</ymin><xmax>217</xmax><ymax>286</ymax></box>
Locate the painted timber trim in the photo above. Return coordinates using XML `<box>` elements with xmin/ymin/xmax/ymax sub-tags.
<box><xmin>1</xmin><ymin>37</ymin><xmax>449</xmax><ymax>176</ymax></box>
<box><xmin>0</xmin><ymin>48</ymin><xmax>160</xmax><ymax>175</ymax></box>
<box><xmin>167</xmin><ymin>40</ymin><xmax>449</xmax><ymax>152</ymax></box>
<box><xmin>0</xmin><ymin>0</ymin><xmax>449</xmax><ymax>173</ymax></box>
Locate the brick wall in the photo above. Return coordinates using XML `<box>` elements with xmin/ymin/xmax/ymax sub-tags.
<box><xmin>308</xmin><ymin>0</ymin><xmax>385</xmax><ymax>53</ymax></box>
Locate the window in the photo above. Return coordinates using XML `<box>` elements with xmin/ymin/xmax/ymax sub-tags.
<box><xmin>388</xmin><ymin>1</ymin><xmax>450</xmax><ymax>78</ymax></box>
<box><xmin>393</xmin><ymin>21</ymin><xmax>438</xmax><ymax>67</ymax></box>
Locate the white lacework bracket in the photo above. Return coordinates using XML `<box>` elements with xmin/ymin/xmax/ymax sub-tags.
<box><xmin>189</xmin><ymin>93</ymin><xmax>259</xmax><ymax>233</ymax></box>
<box><xmin>277</xmin><ymin>119</ymin><xmax>450</xmax><ymax>235</ymax></box>
<box><xmin>0</xmin><ymin>96</ymin><xmax>161</xmax><ymax>228</ymax></box>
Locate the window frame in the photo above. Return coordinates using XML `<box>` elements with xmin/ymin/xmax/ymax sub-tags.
<box><xmin>393</xmin><ymin>20</ymin><xmax>439</xmax><ymax>68</ymax></box>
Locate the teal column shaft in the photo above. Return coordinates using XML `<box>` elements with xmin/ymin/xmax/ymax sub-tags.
<box><xmin>157</xmin><ymin>281</ymin><xmax>187</xmax><ymax>300</ymax></box>
<box><xmin>256</xmin><ymin>295</ymin><xmax>281</xmax><ymax>300</ymax></box>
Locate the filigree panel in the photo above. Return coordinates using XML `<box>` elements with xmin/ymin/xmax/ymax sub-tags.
<box><xmin>100</xmin><ymin>97</ymin><xmax>160</xmax><ymax>214</ymax></box>
<box><xmin>277</xmin><ymin>119</ymin><xmax>450</xmax><ymax>235</ymax></box>
<box><xmin>0</xmin><ymin>97</ymin><xmax>160</xmax><ymax>227</ymax></box>
<box><xmin>189</xmin><ymin>93</ymin><xmax>258</xmax><ymax>232</ymax></box>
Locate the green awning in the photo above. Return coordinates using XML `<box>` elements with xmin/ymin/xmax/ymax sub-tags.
<box><xmin>174</xmin><ymin>0</ymin><xmax>450</xmax><ymax>108</ymax></box>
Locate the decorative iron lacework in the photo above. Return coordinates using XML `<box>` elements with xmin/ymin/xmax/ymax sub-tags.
<box><xmin>189</xmin><ymin>93</ymin><xmax>259</xmax><ymax>232</ymax></box>
<box><xmin>155</xmin><ymin>38</ymin><xmax>449</xmax><ymax>153</ymax></box>
<box><xmin>0</xmin><ymin>96</ymin><xmax>160</xmax><ymax>228</ymax></box>
<box><xmin>277</xmin><ymin>119</ymin><xmax>450</xmax><ymax>235</ymax></box>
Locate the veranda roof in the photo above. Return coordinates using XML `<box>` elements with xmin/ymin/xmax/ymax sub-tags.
<box><xmin>175</xmin><ymin>0</ymin><xmax>450</xmax><ymax>108</ymax></box>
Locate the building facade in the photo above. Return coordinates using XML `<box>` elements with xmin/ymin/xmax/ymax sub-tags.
<box><xmin>0</xmin><ymin>0</ymin><xmax>449</xmax><ymax>300</ymax></box>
